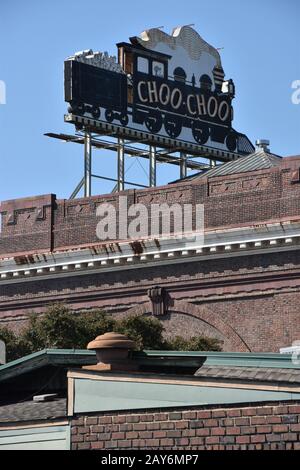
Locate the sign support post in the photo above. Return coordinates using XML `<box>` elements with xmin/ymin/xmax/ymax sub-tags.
<box><xmin>117</xmin><ymin>138</ymin><xmax>125</xmax><ymax>192</ymax></box>
<box><xmin>180</xmin><ymin>152</ymin><xmax>187</xmax><ymax>179</ymax></box>
<box><xmin>84</xmin><ymin>130</ymin><xmax>92</xmax><ymax>197</ymax></box>
<box><xmin>149</xmin><ymin>145</ymin><xmax>156</xmax><ymax>187</ymax></box>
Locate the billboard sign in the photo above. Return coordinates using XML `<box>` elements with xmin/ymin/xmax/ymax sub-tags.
<box><xmin>64</xmin><ymin>27</ymin><xmax>254</xmax><ymax>159</ymax></box>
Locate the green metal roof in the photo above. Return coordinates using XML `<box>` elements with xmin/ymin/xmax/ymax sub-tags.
<box><xmin>0</xmin><ymin>349</ymin><xmax>298</xmax><ymax>384</ymax></box>
<box><xmin>139</xmin><ymin>351</ymin><xmax>299</xmax><ymax>369</ymax></box>
<box><xmin>0</xmin><ymin>349</ymin><xmax>97</xmax><ymax>383</ymax></box>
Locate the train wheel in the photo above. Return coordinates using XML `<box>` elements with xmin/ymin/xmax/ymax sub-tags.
<box><xmin>192</xmin><ymin>121</ymin><xmax>209</xmax><ymax>144</ymax></box>
<box><xmin>69</xmin><ymin>102</ymin><xmax>85</xmax><ymax>115</ymax></box>
<box><xmin>91</xmin><ymin>106</ymin><xmax>100</xmax><ymax>119</ymax></box>
<box><xmin>164</xmin><ymin>115</ymin><xmax>182</xmax><ymax>139</ymax></box>
<box><xmin>226</xmin><ymin>132</ymin><xmax>237</xmax><ymax>152</ymax></box>
<box><xmin>145</xmin><ymin>112</ymin><xmax>163</xmax><ymax>134</ymax></box>
<box><xmin>76</xmin><ymin>103</ymin><xmax>86</xmax><ymax>115</ymax></box>
<box><xmin>105</xmin><ymin>109</ymin><xmax>114</xmax><ymax>123</ymax></box>
<box><xmin>120</xmin><ymin>114</ymin><xmax>129</xmax><ymax>126</ymax></box>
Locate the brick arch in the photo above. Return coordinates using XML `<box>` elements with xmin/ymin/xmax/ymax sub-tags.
<box><xmin>122</xmin><ymin>300</ymin><xmax>251</xmax><ymax>352</ymax></box>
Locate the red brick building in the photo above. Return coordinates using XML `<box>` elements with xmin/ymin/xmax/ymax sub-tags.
<box><xmin>1</xmin><ymin>345</ymin><xmax>300</xmax><ymax>450</ymax></box>
<box><xmin>1</xmin><ymin>147</ymin><xmax>300</xmax><ymax>352</ymax></box>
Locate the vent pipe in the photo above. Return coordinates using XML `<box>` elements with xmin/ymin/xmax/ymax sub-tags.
<box><xmin>256</xmin><ymin>139</ymin><xmax>270</xmax><ymax>152</ymax></box>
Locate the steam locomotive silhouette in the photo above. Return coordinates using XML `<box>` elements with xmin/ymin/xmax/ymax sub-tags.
<box><xmin>65</xmin><ymin>40</ymin><xmax>254</xmax><ymax>155</ymax></box>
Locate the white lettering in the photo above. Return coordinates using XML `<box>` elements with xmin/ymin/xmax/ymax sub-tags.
<box><xmin>137</xmin><ymin>80</ymin><xmax>232</xmax><ymax>123</ymax></box>
<box><xmin>187</xmin><ymin>94</ymin><xmax>197</xmax><ymax>115</ymax></box>
<box><xmin>151</xmin><ymin>203</ymin><xmax>183</xmax><ymax>238</ymax></box>
<box><xmin>292</xmin><ymin>80</ymin><xmax>300</xmax><ymax>105</ymax></box>
<box><xmin>137</xmin><ymin>81</ymin><xmax>148</xmax><ymax>103</ymax></box>
<box><xmin>196</xmin><ymin>94</ymin><xmax>206</xmax><ymax>115</ymax></box>
<box><xmin>118</xmin><ymin>196</ymin><xmax>128</xmax><ymax>239</ymax></box>
<box><xmin>159</xmin><ymin>83</ymin><xmax>171</xmax><ymax>106</ymax></box>
<box><xmin>207</xmin><ymin>96</ymin><xmax>218</xmax><ymax>117</ymax></box>
<box><xmin>96</xmin><ymin>204</ymin><xmax>117</xmax><ymax>240</ymax></box>
<box><xmin>218</xmin><ymin>100</ymin><xmax>230</xmax><ymax>121</ymax></box>
<box><xmin>148</xmin><ymin>81</ymin><xmax>158</xmax><ymax>103</ymax></box>
<box><xmin>170</xmin><ymin>88</ymin><xmax>182</xmax><ymax>110</ymax></box>
<box><xmin>128</xmin><ymin>204</ymin><xmax>148</xmax><ymax>239</ymax></box>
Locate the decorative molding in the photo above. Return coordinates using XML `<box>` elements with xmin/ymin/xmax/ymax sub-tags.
<box><xmin>1</xmin><ymin>221</ymin><xmax>300</xmax><ymax>284</ymax></box>
<box><xmin>147</xmin><ymin>286</ymin><xmax>168</xmax><ymax>316</ymax></box>
<box><xmin>291</xmin><ymin>169</ymin><xmax>300</xmax><ymax>184</ymax></box>
<box><xmin>137</xmin><ymin>26</ymin><xmax>222</xmax><ymax>66</ymax></box>
<box><xmin>209</xmin><ymin>176</ymin><xmax>271</xmax><ymax>196</ymax></box>
<box><xmin>6</xmin><ymin>213</ymin><xmax>16</xmax><ymax>226</ymax></box>
<box><xmin>1</xmin><ymin>233</ymin><xmax>300</xmax><ymax>284</ymax></box>
<box><xmin>36</xmin><ymin>207</ymin><xmax>46</xmax><ymax>221</ymax></box>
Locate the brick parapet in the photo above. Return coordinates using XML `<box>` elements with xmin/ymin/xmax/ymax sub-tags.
<box><xmin>1</xmin><ymin>158</ymin><xmax>300</xmax><ymax>258</ymax></box>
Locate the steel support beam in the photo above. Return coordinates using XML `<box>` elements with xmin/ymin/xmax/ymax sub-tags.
<box><xmin>180</xmin><ymin>152</ymin><xmax>187</xmax><ymax>179</ymax></box>
<box><xmin>149</xmin><ymin>145</ymin><xmax>156</xmax><ymax>187</ymax></box>
<box><xmin>92</xmin><ymin>174</ymin><xmax>147</xmax><ymax>189</ymax></box>
<box><xmin>69</xmin><ymin>178</ymin><xmax>84</xmax><ymax>199</ymax></box>
<box><xmin>45</xmin><ymin>133</ymin><xmax>210</xmax><ymax>171</ymax></box>
<box><xmin>117</xmin><ymin>137</ymin><xmax>125</xmax><ymax>192</ymax></box>
<box><xmin>84</xmin><ymin>130</ymin><xmax>92</xmax><ymax>197</ymax></box>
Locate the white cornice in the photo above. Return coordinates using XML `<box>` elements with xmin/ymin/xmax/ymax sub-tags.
<box><xmin>0</xmin><ymin>221</ymin><xmax>300</xmax><ymax>285</ymax></box>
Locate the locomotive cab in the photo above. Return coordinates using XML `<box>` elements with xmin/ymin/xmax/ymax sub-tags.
<box><xmin>117</xmin><ymin>41</ymin><xmax>170</xmax><ymax>80</ymax></box>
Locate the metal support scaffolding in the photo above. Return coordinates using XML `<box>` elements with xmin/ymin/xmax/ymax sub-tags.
<box><xmin>70</xmin><ymin>178</ymin><xmax>84</xmax><ymax>199</ymax></box>
<box><xmin>45</xmin><ymin>132</ymin><xmax>215</xmax><ymax>199</ymax></box>
<box><xmin>180</xmin><ymin>152</ymin><xmax>187</xmax><ymax>179</ymax></box>
<box><xmin>84</xmin><ymin>130</ymin><xmax>92</xmax><ymax>197</ymax></box>
<box><xmin>149</xmin><ymin>145</ymin><xmax>156</xmax><ymax>187</ymax></box>
<box><xmin>45</xmin><ymin>133</ymin><xmax>211</xmax><ymax>171</ymax></box>
<box><xmin>117</xmin><ymin>137</ymin><xmax>125</xmax><ymax>192</ymax></box>
<box><xmin>92</xmin><ymin>174</ymin><xmax>147</xmax><ymax>189</ymax></box>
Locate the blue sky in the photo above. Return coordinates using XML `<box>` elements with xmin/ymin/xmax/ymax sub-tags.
<box><xmin>0</xmin><ymin>0</ymin><xmax>299</xmax><ymax>202</ymax></box>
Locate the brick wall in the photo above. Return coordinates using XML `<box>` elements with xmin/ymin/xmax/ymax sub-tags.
<box><xmin>1</xmin><ymin>157</ymin><xmax>300</xmax><ymax>257</ymax></box>
<box><xmin>71</xmin><ymin>402</ymin><xmax>300</xmax><ymax>450</ymax></box>
<box><xmin>0</xmin><ymin>194</ymin><xmax>55</xmax><ymax>256</ymax></box>
<box><xmin>2</xmin><ymin>159</ymin><xmax>300</xmax><ymax>352</ymax></box>
<box><xmin>1</xmin><ymin>250</ymin><xmax>300</xmax><ymax>352</ymax></box>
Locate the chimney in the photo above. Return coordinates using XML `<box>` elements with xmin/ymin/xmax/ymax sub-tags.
<box><xmin>83</xmin><ymin>332</ymin><xmax>138</xmax><ymax>372</ymax></box>
<box><xmin>256</xmin><ymin>139</ymin><xmax>270</xmax><ymax>152</ymax></box>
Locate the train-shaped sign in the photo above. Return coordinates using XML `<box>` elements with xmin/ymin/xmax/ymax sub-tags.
<box><xmin>64</xmin><ymin>27</ymin><xmax>254</xmax><ymax>157</ymax></box>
